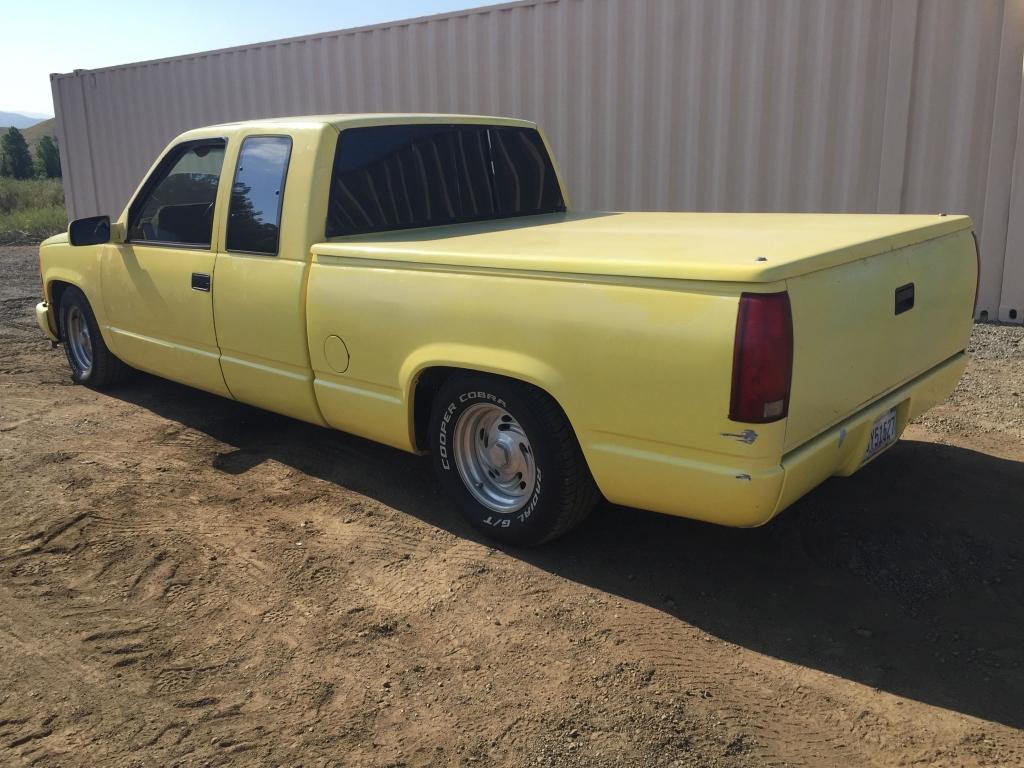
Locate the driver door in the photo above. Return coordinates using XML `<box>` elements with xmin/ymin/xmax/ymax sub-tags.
<box><xmin>101</xmin><ymin>138</ymin><xmax>230</xmax><ymax>396</ymax></box>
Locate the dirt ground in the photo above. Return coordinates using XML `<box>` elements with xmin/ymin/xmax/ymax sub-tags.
<box><xmin>1</xmin><ymin>243</ymin><xmax>1022</xmax><ymax>768</ymax></box>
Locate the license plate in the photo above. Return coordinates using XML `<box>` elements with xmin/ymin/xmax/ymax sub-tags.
<box><xmin>862</xmin><ymin>407</ymin><xmax>898</xmax><ymax>464</ymax></box>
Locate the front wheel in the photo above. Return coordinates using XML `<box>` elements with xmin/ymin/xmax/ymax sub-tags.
<box><xmin>58</xmin><ymin>286</ymin><xmax>126</xmax><ymax>388</ymax></box>
<box><xmin>429</xmin><ymin>373</ymin><xmax>600</xmax><ymax>546</ymax></box>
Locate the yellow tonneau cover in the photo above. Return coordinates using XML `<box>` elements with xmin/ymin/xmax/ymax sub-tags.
<box><xmin>314</xmin><ymin>211</ymin><xmax>972</xmax><ymax>284</ymax></box>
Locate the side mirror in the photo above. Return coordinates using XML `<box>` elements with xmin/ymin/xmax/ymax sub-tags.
<box><xmin>69</xmin><ymin>215</ymin><xmax>111</xmax><ymax>246</ymax></box>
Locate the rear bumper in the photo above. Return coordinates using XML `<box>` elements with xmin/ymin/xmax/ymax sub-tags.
<box><xmin>772</xmin><ymin>351</ymin><xmax>968</xmax><ymax>517</ymax></box>
<box><xmin>36</xmin><ymin>301</ymin><xmax>58</xmax><ymax>342</ymax></box>
<box><xmin>586</xmin><ymin>351</ymin><xmax>967</xmax><ymax>527</ymax></box>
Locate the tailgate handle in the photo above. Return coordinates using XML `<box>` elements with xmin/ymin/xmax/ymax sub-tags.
<box><xmin>895</xmin><ymin>283</ymin><xmax>914</xmax><ymax>315</ymax></box>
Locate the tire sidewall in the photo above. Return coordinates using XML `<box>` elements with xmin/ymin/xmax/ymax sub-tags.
<box><xmin>431</xmin><ymin>378</ymin><xmax>560</xmax><ymax>544</ymax></box>
<box><xmin>59</xmin><ymin>288</ymin><xmax>97</xmax><ymax>385</ymax></box>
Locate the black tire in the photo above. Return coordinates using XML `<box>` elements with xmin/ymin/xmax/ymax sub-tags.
<box><xmin>429</xmin><ymin>373</ymin><xmax>600</xmax><ymax>546</ymax></box>
<box><xmin>58</xmin><ymin>286</ymin><xmax>126</xmax><ymax>388</ymax></box>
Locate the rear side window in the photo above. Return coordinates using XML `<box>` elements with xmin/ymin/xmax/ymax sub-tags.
<box><xmin>326</xmin><ymin>124</ymin><xmax>564</xmax><ymax>237</ymax></box>
<box><xmin>128</xmin><ymin>140</ymin><xmax>226</xmax><ymax>247</ymax></box>
<box><xmin>226</xmin><ymin>136</ymin><xmax>292</xmax><ymax>255</ymax></box>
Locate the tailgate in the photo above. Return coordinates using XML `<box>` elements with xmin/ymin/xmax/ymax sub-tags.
<box><xmin>784</xmin><ymin>226</ymin><xmax>976</xmax><ymax>451</ymax></box>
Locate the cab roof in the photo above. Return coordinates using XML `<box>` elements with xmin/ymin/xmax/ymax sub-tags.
<box><xmin>196</xmin><ymin>113</ymin><xmax>537</xmax><ymax>133</ymax></box>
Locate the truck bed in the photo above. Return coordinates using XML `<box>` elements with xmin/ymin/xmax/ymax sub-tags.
<box><xmin>315</xmin><ymin>209</ymin><xmax>977</xmax><ymax>459</ymax></box>
<box><xmin>314</xmin><ymin>211</ymin><xmax>972</xmax><ymax>284</ymax></box>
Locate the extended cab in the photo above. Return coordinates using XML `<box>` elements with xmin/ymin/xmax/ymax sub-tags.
<box><xmin>36</xmin><ymin>114</ymin><xmax>978</xmax><ymax>544</ymax></box>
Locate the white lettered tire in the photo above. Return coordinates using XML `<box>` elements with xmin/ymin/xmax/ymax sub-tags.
<box><xmin>429</xmin><ymin>373</ymin><xmax>600</xmax><ymax>545</ymax></box>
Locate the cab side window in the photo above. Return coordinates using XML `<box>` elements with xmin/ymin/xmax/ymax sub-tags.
<box><xmin>127</xmin><ymin>140</ymin><xmax>226</xmax><ymax>247</ymax></box>
<box><xmin>226</xmin><ymin>136</ymin><xmax>292</xmax><ymax>255</ymax></box>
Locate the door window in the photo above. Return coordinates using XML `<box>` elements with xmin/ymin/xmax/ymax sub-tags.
<box><xmin>226</xmin><ymin>136</ymin><xmax>292</xmax><ymax>255</ymax></box>
<box><xmin>127</xmin><ymin>140</ymin><xmax>226</xmax><ymax>247</ymax></box>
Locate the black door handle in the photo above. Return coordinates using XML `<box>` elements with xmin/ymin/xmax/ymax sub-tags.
<box><xmin>191</xmin><ymin>273</ymin><xmax>211</xmax><ymax>292</ymax></box>
<box><xmin>895</xmin><ymin>283</ymin><xmax>914</xmax><ymax>315</ymax></box>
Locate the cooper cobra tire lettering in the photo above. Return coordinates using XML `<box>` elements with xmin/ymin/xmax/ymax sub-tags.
<box><xmin>458</xmin><ymin>391</ymin><xmax>507</xmax><ymax>407</ymax></box>
<box><xmin>438</xmin><ymin>388</ymin><xmax>534</xmax><ymax>529</ymax></box>
<box><xmin>438</xmin><ymin>402</ymin><xmax>457</xmax><ymax>470</ymax></box>
<box><xmin>429</xmin><ymin>374</ymin><xmax>599</xmax><ymax>546</ymax></box>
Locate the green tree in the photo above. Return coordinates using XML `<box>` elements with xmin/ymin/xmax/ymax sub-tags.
<box><xmin>0</xmin><ymin>127</ymin><xmax>34</xmax><ymax>179</ymax></box>
<box><xmin>34</xmin><ymin>135</ymin><xmax>61</xmax><ymax>179</ymax></box>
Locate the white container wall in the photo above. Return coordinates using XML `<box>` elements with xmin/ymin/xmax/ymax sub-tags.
<box><xmin>51</xmin><ymin>0</ymin><xmax>1024</xmax><ymax>322</ymax></box>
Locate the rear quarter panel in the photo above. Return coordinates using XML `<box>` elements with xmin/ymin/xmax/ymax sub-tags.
<box><xmin>305</xmin><ymin>257</ymin><xmax>789</xmax><ymax>513</ymax></box>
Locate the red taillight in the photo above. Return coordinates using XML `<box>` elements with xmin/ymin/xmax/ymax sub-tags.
<box><xmin>729</xmin><ymin>292</ymin><xmax>794</xmax><ymax>424</ymax></box>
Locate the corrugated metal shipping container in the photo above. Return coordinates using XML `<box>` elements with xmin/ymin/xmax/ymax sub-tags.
<box><xmin>51</xmin><ymin>0</ymin><xmax>1024</xmax><ymax>322</ymax></box>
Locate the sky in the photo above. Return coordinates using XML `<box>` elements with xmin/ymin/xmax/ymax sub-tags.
<box><xmin>0</xmin><ymin>0</ymin><xmax>491</xmax><ymax>117</ymax></box>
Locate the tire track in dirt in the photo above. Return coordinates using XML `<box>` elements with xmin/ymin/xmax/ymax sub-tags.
<box><xmin>0</xmin><ymin>584</ymin><xmax>270</xmax><ymax>766</ymax></box>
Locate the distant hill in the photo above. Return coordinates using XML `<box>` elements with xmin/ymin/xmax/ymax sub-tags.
<box><xmin>22</xmin><ymin>118</ymin><xmax>56</xmax><ymax>148</ymax></box>
<box><xmin>0</xmin><ymin>111</ymin><xmax>49</xmax><ymax>129</ymax></box>
<box><xmin>0</xmin><ymin>118</ymin><xmax>57</xmax><ymax>151</ymax></box>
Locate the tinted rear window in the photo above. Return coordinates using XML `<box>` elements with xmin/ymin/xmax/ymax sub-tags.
<box><xmin>325</xmin><ymin>124</ymin><xmax>564</xmax><ymax>237</ymax></box>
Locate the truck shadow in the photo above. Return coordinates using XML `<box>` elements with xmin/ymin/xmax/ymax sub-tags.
<box><xmin>109</xmin><ymin>373</ymin><xmax>1024</xmax><ymax>729</ymax></box>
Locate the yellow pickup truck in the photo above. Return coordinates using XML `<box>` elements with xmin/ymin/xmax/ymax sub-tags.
<box><xmin>36</xmin><ymin>114</ymin><xmax>977</xmax><ymax>544</ymax></box>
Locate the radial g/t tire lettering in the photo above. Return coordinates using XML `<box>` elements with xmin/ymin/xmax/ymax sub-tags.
<box><xmin>429</xmin><ymin>373</ymin><xmax>600</xmax><ymax>546</ymax></box>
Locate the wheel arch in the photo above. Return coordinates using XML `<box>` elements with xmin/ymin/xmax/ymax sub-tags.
<box><xmin>43</xmin><ymin>269</ymin><xmax>113</xmax><ymax>347</ymax></box>
<box><xmin>47</xmin><ymin>279</ymin><xmax>76</xmax><ymax>333</ymax></box>
<box><xmin>402</xmin><ymin>347</ymin><xmax>572</xmax><ymax>453</ymax></box>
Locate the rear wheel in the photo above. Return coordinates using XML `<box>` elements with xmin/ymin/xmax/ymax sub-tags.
<box><xmin>58</xmin><ymin>286</ymin><xmax>126</xmax><ymax>388</ymax></box>
<box><xmin>429</xmin><ymin>373</ymin><xmax>600</xmax><ymax>545</ymax></box>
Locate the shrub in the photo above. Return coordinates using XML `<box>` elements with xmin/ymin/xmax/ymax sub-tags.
<box><xmin>0</xmin><ymin>177</ymin><xmax>67</xmax><ymax>243</ymax></box>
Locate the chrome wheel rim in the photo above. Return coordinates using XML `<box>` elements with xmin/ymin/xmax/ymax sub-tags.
<box><xmin>66</xmin><ymin>305</ymin><xmax>93</xmax><ymax>376</ymax></box>
<box><xmin>452</xmin><ymin>403</ymin><xmax>536</xmax><ymax>513</ymax></box>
